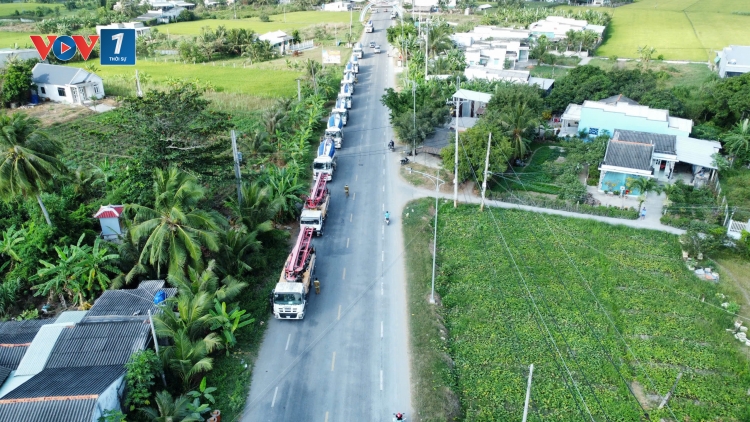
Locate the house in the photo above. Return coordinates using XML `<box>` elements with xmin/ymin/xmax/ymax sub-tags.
<box><xmin>95</xmin><ymin>21</ymin><xmax>151</xmax><ymax>37</ymax></box>
<box><xmin>528</xmin><ymin>16</ymin><xmax>605</xmax><ymax>42</ymax></box>
<box><xmin>0</xmin><ymin>49</ymin><xmax>42</xmax><ymax>68</ymax></box>
<box><xmin>464</xmin><ymin>40</ymin><xmax>529</xmax><ymax>67</ymax></box>
<box><xmin>411</xmin><ymin>0</ymin><xmax>437</xmax><ymax>13</ymax></box>
<box><xmin>135</xmin><ymin>3</ymin><xmax>186</xmax><ymax>23</ymax></box>
<box><xmin>715</xmin><ymin>45</ymin><xmax>750</xmax><ymax>78</ymax></box>
<box><xmin>451</xmin><ymin>89</ymin><xmax>492</xmax><ymax>131</ymax></box>
<box><xmin>32</xmin><ymin>63</ymin><xmax>104</xmax><ymax>105</ymax></box>
<box><xmin>0</xmin><ymin>320</ymin><xmax>54</xmax><ymax>374</ymax></box>
<box><xmin>560</xmin><ymin>96</ymin><xmax>693</xmax><ymax>138</ymax></box>
<box><xmin>0</xmin><ymin>281</ymin><xmax>175</xmax><ymax>422</ymax></box>
<box><xmin>323</xmin><ymin>1</ymin><xmax>351</xmax><ymax>11</ymax></box>
<box><xmin>93</xmin><ymin>205</ymin><xmax>124</xmax><ymax>241</ymax></box>
<box><xmin>464</xmin><ymin>66</ymin><xmax>555</xmax><ymax>92</ymax></box>
<box><xmin>597</xmin><ymin>129</ymin><xmax>722</xmax><ymax>195</ymax></box>
<box><xmin>259</xmin><ymin>30</ymin><xmax>294</xmax><ymax>54</ymax></box>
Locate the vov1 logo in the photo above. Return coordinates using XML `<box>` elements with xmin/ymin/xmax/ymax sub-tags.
<box><xmin>30</xmin><ymin>35</ymin><xmax>100</xmax><ymax>61</ymax></box>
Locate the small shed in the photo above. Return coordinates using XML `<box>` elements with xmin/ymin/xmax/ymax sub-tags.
<box><xmin>93</xmin><ymin>205</ymin><xmax>124</xmax><ymax>240</ymax></box>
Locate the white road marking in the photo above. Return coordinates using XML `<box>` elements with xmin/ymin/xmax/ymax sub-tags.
<box><xmin>381</xmin><ymin>321</ymin><xmax>384</xmax><ymax>338</ymax></box>
<box><xmin>331</xmin><ymin>352</ymin><xmax>336</xmax><ymax>372</ymax></box>
<box><xmin>338</xmin><ymin>305</ymin><xmax>342</xmax><ymax>320</ymax></box>
<box><xmin>381</xmin><ymin>282</ymin><xmax>383</xmax><ymax>295</ymax></box>
<box><xmin>346</xmin><ymin>238</ymin><xmax>350</xmax><ymax>248</ymax></box>
<box><xmin>383</xmin><ymin>168</ymin><xmax>385</xmax><ymax>174</ymax></box>
<box><xmin>342</xmin><ymin>268</ymin><xmax>346</xmax><ymax>280</ymax></box>
<box><xmin>382</xmin><ymin>251</ymin><xmax>384</xmax><ymax>262</ymax></box>
<box><xmin>350</xmin><ymin>213</ymin><xmax>353</xmax><ymax>222</ymax></box>
<box><xmin>355</xmin><ymin>174</ymin><xmax>358</xmax><ymax>181</ymax></box>
<box><xmin>382</xmin><ymin>225</ymin><xmax>384</xmax><ymax>235</ymax></box>
<box><xmin>325</xmin><ymin>412</ymin><xmax>329</xmax><ymax>422</ymax></box>
<box><xmin>380</xmin><ymin>370</ymin><xmax>383</xmax><ymax>391</ymax></box>
<box><xmin>382</xmin><ymin>185</ymin><xmax>385</xmax><ymax>192</ymax></box>
<box><xmin>353</xmin><ymin>192</ymin><xmax>356</xmax><ymax>200</ymax></box>
<box><xmin>382</xmin><ymin>204</ymin><xmax>385</xmax><ymax>211</ymax></box>
<box><xmin>271</xmin><ymin>387</ymin><xmax>278</xmax><ymax>407</ymax></box>
<box><xmin>285</xmin><ymin>334</ymin><xmax>291</xmax><ymax>351</ymax></box>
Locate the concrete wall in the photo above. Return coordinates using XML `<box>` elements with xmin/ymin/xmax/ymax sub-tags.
<box><xmin>579</xmin><ymin>107</ymin><xmax>690</xmax><ymax>139</ymax></box>
<box><xmin>90</xmin><ymin>376</ymin><xmax>125</xmax><ymax>422</ymax></box>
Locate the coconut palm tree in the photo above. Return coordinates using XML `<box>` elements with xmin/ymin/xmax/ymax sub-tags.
<box><xmin>626</xmin><ymin>176</ymin><xmax>661</xmax><ymax>209</ymax></box>
<box><xmin>126</xmin><ymin>168</ymin><xmax>222</xmax><ymax>281</ymax></box>
<box><xmin>724</xmin><ymin>118</ymin><xmax>750</xmax><ymax>166</ymax></box>
<box><xmin>159</xmin><ymin>328</ymin><xmax>222</xmax><ymax>391</ymax></box>
<box><xmin>499</xmin><ymin>102</ymin><xmax>539</xmax><ymax>159</ymax></box>
<box><xmin>426</xmin><ymin>23</ymin><xmax>453</xmax><ymax>58</ymax></box>
<box><xmin>168</xmin><ymin>259</ymin><xmax>246</xmax><ymax>303</ymax></box>
<box><xmin>0</xmin><ymin>113</ymin><xmax>66</xmax><ymax>225</ymax></box>
<box><xmin>140</xmin><ymin>390</ymin><xmax>201</xmax><ymax>422</ymax></box>
<box><xmin>264</xmin><ymin>165</ymin><xmax>307</xmax><ymax>222</ymax></box>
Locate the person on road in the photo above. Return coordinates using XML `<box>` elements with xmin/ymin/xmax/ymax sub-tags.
<box><xmin>314</xmin><ymin>278</ymin><xmax>321</xmax><ymax>294</ymax></box>
<box><xmin>640</xmin><ymin>207</ymin><xmax>646</xmax><ymax>220</ymax></box>
<box><xmin>345</xmin><ymin>184</ymin><xmax>349</xmax><ymax>197</ymax></box>
<box><xmin>388</xmin><ymin>140</ymin><xmax>394</xmax><ymax>150</ymax></box>
<box><xmin>385</xmin><ymin>211</ymin><xmax>390</xmax><ymax>221</ymax></box>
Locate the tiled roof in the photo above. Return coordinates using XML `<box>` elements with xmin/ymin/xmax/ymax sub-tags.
<box><xmin>0</xmin><ymin>319</ymin><xmax>51</xmax><ymax>345</ymax></box>
<box><xmin>613</xmin><ymin>129</ymin><xmax>676</xmax><ymax>155</ymax></box>
<box><xmin>0</xmin><ymin>397</ymin><xmax>98</xmax><ymax>422</ymax></box>
<box><xmin>85</xmin><ymin>280</ymin><xmax>175</xmax><ymax>318</ymax></box>
<box><xmin>44</xmin><ymin>320</ymin><xmax>149</xmax><ymax>369</ymax></box>
<box><xmin>1</xmin><ymin>366</ymin><xmax>125</xmax><ymax>399</ymax></box>
<box><xmin>603</xmin><ymin>139</ymin><xmax>653</xmax><ymax>171</ymax></box>
<box><xmin>93</xmin><ymin>205</ymin><xmax>124</xmax><ymax>219</ymax></box>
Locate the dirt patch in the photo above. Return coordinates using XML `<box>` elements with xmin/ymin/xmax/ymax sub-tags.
<box><xmin>10</xmin><ymin>98</ymin><xmax>119</xmax><ymax>126</ymax></box>
<box><xmin>630</xmin><ymin>381</ymin><xmax>657</xmax><ymax>410</ymax></box>
<box><xmin>554</xmin><ymin>156</ymin><xmax>566</xmax><ymax>163</ymax></box>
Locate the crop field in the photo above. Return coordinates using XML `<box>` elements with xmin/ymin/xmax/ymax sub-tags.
<box><xmin>161</xmin><ymin>11</ymin><xmax>354</xmax><ymax>36</ymax></box>
<box><xmin>0</xmin><ymin>32</ymin><xmax>35</xmax><ymax>49</ymax></box>
<box><xmin>0</xmin><ymin>2</ymin><xmax>49</xmax><ymax>15</ymax></box>
<box><xmin>404</xmin><ymin>198</ymin><xmax>750</xmax><ymax>421</ymax></box>
<box><xmin>47</xmin><ymin>112</ymin><xmax>135</xmax><ymax>166</ymax></box>
<box><xmin>567</xmin><ymin>0</ymin><xmax>750</xmax><ymax>61</ymax></box>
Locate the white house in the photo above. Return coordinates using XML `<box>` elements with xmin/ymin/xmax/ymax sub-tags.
<box><xmin>95</xmin><ymin>21</ymin><xmax>150</xmax><ymax>37</ymax></box>
<box><xmin>0</xmin><ymin>49</ymin><xmax>42</xmax><ymax>68</ymax></box>
<box><xmin>32</xmin><ymin>63</ymin><xmax>104</xmax><ymax>105</ymax></box>
<box><xmin>716</xmin><ymin>45</ymin><xmax>750</xmax><ymax>78</ymax></box>
<box><xmin>450</xmin><ymin>88</ymin><xmax>493</xmax><ymax>131</ymax></box>
<box><xmin>528</xmin><ymin>16</ymin><xmax>605</xmax><ymax>41</ymax></box>
<box><xmin>135</xmin><ymin>3</ymin><xmax>187</xmax><ymax>23</ymax></box>
<box><xmin>323</xmin><ymin>1</ymin><xmax>351</xmax><ymax>11</ymax></box>
<box><xmin>259</xmin><ymin>30</ymin><xmax>294</xmax><ymax>54</ymax></box>
<box><xmin>451</xmin><ymin>26</ymin><xmax>530</xmax><ymax>47</ymax></box>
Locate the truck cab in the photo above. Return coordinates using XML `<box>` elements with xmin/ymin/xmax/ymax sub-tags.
<box><xmin>353</xmin><ymin>43</ymin><xmax>363</xmax><ymax>59</ymax></box>
<box><xmin>272</xmin><ymin>282</ymin><xmax>307</xmax><ymax>319</ymax></box>
<box><xmin>300</xmin><ymin>193</ymin><xmax>329</xmax><ymax>236</ymax></box>
<box><xmin>338</xmin><ymin>93</ymin><xmax>352</xmax><ymax>109</ymax></box>
<box><xmin>332</xmin><ymin>104</ymin><xmax>348</xmax><ymax>125</ymax></box>
<box><xmin>313</xmin><ymin>139</ymin><xmax>336</xmax><ymax>180</ymax></box>
<box><xmin>350</xmin><ymin>55</ymin><xmax>360</xmax><ymax>73</ymax></box>
<box><xmin>272</xmin><ymin>229</ymin><xmax>316</xmax><ymax>320</ymax></box>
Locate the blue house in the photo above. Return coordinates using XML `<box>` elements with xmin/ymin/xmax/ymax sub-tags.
<box><xmin>598</xmin><ymin>129</ymin><xmax>722</xmax><ymax>196</ymax></box>
<box><xmin>560</xmin><ymin>95</ymin><xmax>693</xmax><ymax>138</ymax></box>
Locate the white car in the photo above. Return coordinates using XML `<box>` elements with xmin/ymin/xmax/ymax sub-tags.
<box><xmin>369</xmin><ymin>41</ymin><xmax>376</xmax><ymax>48</ymax></box>
<box><xmin>374</xmin><ymin>45</ymin><xmax>381</xmax><ymax>54</ymax></box>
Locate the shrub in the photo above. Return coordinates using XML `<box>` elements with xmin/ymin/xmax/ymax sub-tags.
<box><xmin>124</xmin><ymin>350</ymin><xmax>162</xmax><ymax>411</ymax></box>
<box><xmin>259</xmin><ymin>13</ymin><xmax>270</xmax><ymax>22</ymax></box>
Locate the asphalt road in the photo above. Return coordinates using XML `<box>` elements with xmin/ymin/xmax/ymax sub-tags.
<box><xmin>242</xmin><ymin>12</ymin><xmax>413</xmax><ymax>422</ymax></box>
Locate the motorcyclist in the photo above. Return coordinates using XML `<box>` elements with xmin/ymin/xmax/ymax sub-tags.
<box><xmin>388</xmin><ymin>140</ymin><xmax>395</xmax><ymax>150</ymax></box>
<box><xmin>394</xmin><ymin>413</ymin><xmax>405</xmax><ymax>421</ymax></box>
<box><xmin>385</xmin><ymin>211</ymin><xmax>390</xmax><ymax>221</ymax></box>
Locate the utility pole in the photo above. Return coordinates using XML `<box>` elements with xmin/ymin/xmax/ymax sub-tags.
<box><xmin>454</xmin><ymin>76</ymin><xmax>459</xmax><ymax>208</ymax></box>
<box><xmin>135</xmin><ymin>69</ymin><xmax>143</xmax><ymax>98</ymax></box>
<box><xmin>424</xmin><ymin>19</ymin><xmax>429</xmax><ymax>81</ymax></box>
<box><xmin>412</xmin><ymin>82</ymin><xmax>416</xmax><ymax>157</ymax></box>
<box><xmin>231</xmin><ymin>130</ymin><xmax>242</xmax><ymax>204</ymax></box>
<box><xmin>296</xmin><ymin>79</ymin><xmax>301</xmax><ymax>102</ymax></box>
<box><xmin>148</xmin><ymin>310</ymin><xmax>167</xmax><ymax>387</ymax></box>
<box><xmin>480</xmin><ymin>132</ymin><xmax>491</xmax><ymax>211</ymax></box>
<box><xmin>430</xmin><ymin>168</ymin><xmax>440</xmax><ymax>304</ymax></box>
<box><xmin>522</xmin><ymin>364</ymin><xmax>534</xmax><ymax>422</ymax></box>
<box><xmin>349</xmin><ymin>6</ymin><xmax>353</xmax><ymax>47</ymax></box>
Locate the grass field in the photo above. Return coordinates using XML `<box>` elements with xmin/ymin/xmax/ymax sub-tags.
<box><xmin>404</xmin><ymin>198</ymin><xmax>750</xmax><ymax>421</ymax></box>
<box><xmin>0</xmin><ymin>31</ymin><xmax>35</xmax><ymax>49</ymax></box>
<box><xmin>587</xmin><ymin>58</ymin><xmax>715</xmax><ymax>89</ymax></box>
<box><xmin>0</xmin><ymin>2</ymin><xmax>49</xmax><ymax>15</ymax></box>
<box><xmin>567</xmin><ymin>0</ymin><xmax>750</xmax><ymax>61</ymax></box>
<box><xmin>161</xmin><ymin>10</ymin><xmax>355</xmax><ymax>36</ymax></box>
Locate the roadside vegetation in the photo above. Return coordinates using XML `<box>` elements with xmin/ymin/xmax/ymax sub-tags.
<box><xmin>404</xmin><ymin>198</ymin><xmax>750</xmax><ymax>421</ymax></box>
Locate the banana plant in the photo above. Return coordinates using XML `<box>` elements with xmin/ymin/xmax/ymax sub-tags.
<box><xmin>209</xmin><ymin>300</ymin><xmax>255</xmax><ymax>353</ymax></box>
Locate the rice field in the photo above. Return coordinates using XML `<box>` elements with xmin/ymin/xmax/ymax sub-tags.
<box><xmin>0</xmin><ymin>32</ymin><xmax>35</xmax><ymax>49</ymax></box>
<box><xmin>160</xmin><ymin>10</ymin><xmax>356</xmax><ymax>36</ymax></box>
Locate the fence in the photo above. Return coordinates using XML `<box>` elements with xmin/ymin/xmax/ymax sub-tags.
<box><xmin>728</xmin><ymin>219</ymin><xmax>749</xmax><ymax>240</ymax></box>
<box><xmin>289</xmin><ymin>40</ymin><xmax>314</xmax><ymax>53</ymax></box>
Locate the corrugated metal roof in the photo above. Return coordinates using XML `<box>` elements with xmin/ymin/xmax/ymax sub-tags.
<box><xmin>675</xmin><ymin>136</ymin><xmax>722</xmax><ymax>169</ymax></box>
<box><xmin>53</xmin><ymin>311</ymin><xmax>88</xmax><ymax>324</ymax></box>
<box><xmin>45</xmin><ymin>321</ymin><xmax>149</xmax><ymax>369</ymax></box>
<box><xmin>0</xmin><ymin>397</ymin><xmax>97</xmax><ymax>422</ymax></box>
<box><xmin>614</xmin><ymin>129</ymin><xmax>676</xmax><ymax>155</ymax></box>
<box><xmin>0</xmin><ymin>320</ymin><xmax>52</xmax><ymax>345</ymax></box>
<box><xmin>0</xmin><ymin>346</ymin><xmax>28</xmax><ymax>370</ymax></box>
<box><xmin>453</xmin><ymin>88</ymin><xmax>493</xmax><ymax>104</ymax></box>
<box><xmin>603</xmin><ymin>140</ymin><xmax>653</xmax><ymax>171</ymax></box>
<box><xmin>85</xmin><ymin>281</ymin><xmax>175</xmax><ymax>318</ymax></box>
<box><xmin>0</xmin><ymin>366</ymin><xmax>10</xmax><ymax>386</ymax></box>
<box><xmin>14</xmin><ymin>323</ymin><xmax>72</xmax><ymax>376</ymax></box>
<box><xmin>1</xmin><ymin>366</ymin><xmax>124</xmax><ymax>399</ymax></box>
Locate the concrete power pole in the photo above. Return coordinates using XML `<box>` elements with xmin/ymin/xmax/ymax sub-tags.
<box><xmin>454</xmin><ymin>76</ymin><xmax>459</xmax><ymax>208</ymax></box>
<box><xmin>424</xmin><ymin>19</ymin><xmax>429</xmax><ymax>81</ymax></box>
<box><xmin>522</xmin><ymin>364</ymin><xmax>534</xmax><ymax>422</ymax></box>
<box><xmin>296</xmin><ymin>79</ymin><xmax>301</xmax><ymax>102</ymax></box>
<box><xmin>231</xmin><ymin>130</ymin><xmax>242</xmax><ymax>204</ymax></box>
<box><xmin>480</xmin><ymin>132</ymin><xmax>491</xmax><ymax>211</ymax></box>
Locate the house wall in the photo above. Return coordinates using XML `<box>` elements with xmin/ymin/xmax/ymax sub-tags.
<box><xmin>579</xmin><ymin>107</ymin><xmax>690</xmax><ymax>138</ymax></box>
<box><xmin>37</xmin><ymin>84</ymin><xmax>73</xmax><ymax>104</ymax></box>
<box><xmin>90</xmin><ymin>376</ymin><xmax>125</xmax><ymax>422</ymax></box>
<box><xmin>99</xmin><ymin>217</ymin><xmax>121</xmax><ymax>237</ymax></box>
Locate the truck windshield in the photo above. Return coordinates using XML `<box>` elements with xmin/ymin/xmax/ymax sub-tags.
<box><xmin>313</xmin><ymin>162</ymin><xmax>330</xmax><ymax>170</ymax></box>
<box><xmin>300</xmin><ymin>218</ymin><xmax>319</xmax><ymax>225</ymax></box>
<box><xmin>274</xmin><ymin>293</ymin><xmax>303</xmax><ymax>305</ymax></box>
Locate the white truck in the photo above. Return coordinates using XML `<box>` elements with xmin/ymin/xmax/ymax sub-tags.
<box><xmin>325</xmin><ymin>114</ymin><xmax>344</xmax><ymax>149</ymax></box>
<box><xmin>390</xmin><ymin>10</ymin><xmax>397</xmax><ymax>19</ymax></box>
<box><xmin>365</xmin><ymin>19</ymin><xmax>373</xmax><ymax>33</ymax></box>
<box><xmin>300</xmin><ymin>173</ymin><xmax>330</xmax><ymax>236</ymax></box>
<box><xmin>313</xmin><ymin>138</ymin><xmax>336</xmax><ymax>181</ymax></box>
<box><xmin>272</xmin><ymin>227</ymin><xmax>316</xmax><ymax>320</ymax></box>
<box><xmin>332</xmin><ymin>99</ymin><xmax>348</xmax><ymax>125</ymax></box>
<box><xmin>341</xmin><ymin>73</ymin><xmax>354</xmax><ymax>94</ymax></box>
<box><xmin>350</xmin><ymin>55</ymin><xmax>360</xmax><ymax>73</ymax></box>
<box><xmin>338</xmin><ymin>83</ymin><xmax>352</xmax><ymax>109</ymax></box>
<box><xmin>353</xmin><ymin>42</ymin><xmax>363</xmax><ymax>59</ymax></box>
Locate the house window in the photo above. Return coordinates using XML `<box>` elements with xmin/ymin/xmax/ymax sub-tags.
<box><xmin>57</xmin><ymin>87</ymin><xmax>66</xmax><ymax>97</ymax></box>
<box><xmin>94</xmin><ymin>85</ymin><xmax>100</xmax><ymax>94</ymax></box>
<box><xmin>40</xmin><ymin>87</ymin><xmax>46</xmax><ymax>94</ymax></box>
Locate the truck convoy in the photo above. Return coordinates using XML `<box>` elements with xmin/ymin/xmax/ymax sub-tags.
<box><xmin>339</xmin><ymin>83</ymin><xmax>352</xmax><ymax>109</ymax></box>
<box><xmin>350</xmin><ymin>55</ymin><xmax>360</xmax><ymax>73</ymax></box>
<box><xmin>365</xmin><ymin>19</ymin><xmax>373</xmax><ymax>32</ymax></box>
<box><xmin>272</xmin><ymin>227</ymin><xmax>316</xmax><ymax>320</ymax></box>
<box><xmin>332</xmin><ymin>99</ymin><xmax>348</xmax><ymax>125</ymax></box>
<box><xmin>325</xmin><ymin>114</ymin><xmax>344</xmax><ymax>148</ymax></box>
<box><xmin>313</xmin><ymin>138</ymin><xmax>336</xmax><ymax>181</ymax></box>
<box><xmin>353</xmin><ymin>42</ymin><xmax>363</xmax><ymax>59</ymax></box>
<box><xmin>300</xmin><ymin>172</ymin><xmax>330</xmax><ymax>236</ymax></box>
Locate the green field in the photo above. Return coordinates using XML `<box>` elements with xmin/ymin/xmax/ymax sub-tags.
<box><xmin>0</xmin><ymin>32</ymin><xmax>35</xmax><ymax>49</ymax></box>
<box><xmin>574</xmin><ymin>0</ymin><xmax>750</xmax><ymax>61</ymax></box>
<box><xmin>405</xmin><ymin>198</ymin><xmax>750</xmax><ymax>421</ymax></box>
<box><xmin>161</xmin><ymin>10</ymin><xmax>354</xmax><ymax>36</ymax></box>
<box><xmin>0</xmin><ymin>2</ymin><xmax>49</xmax><ymax>15</ymax></box>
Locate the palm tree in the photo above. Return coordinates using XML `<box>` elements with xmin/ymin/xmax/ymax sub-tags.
<box><xmin>127</xmin><ymin>168</ymin><xmax>222</xmax><ymax>281</ymax></box>
<box><xmin>724</xmin><ymin>119</ymin><xmax>750</xmax><ymax>166</ymax></box>
<box><xmin>216</xmin><ymin>227</ymin><xmax>264</xmax><ymax>280</ymax></box>
<box><xmin>140</xmin><ymin>390</ymin><xmax>201</xmax><ymax>422</ymax></box>
<box><xmin>0</xmin><ymin>113</ymin><xmax>66</xmax><ymax>225</ymax></box>
<box><xmin>159</xmin><ymin>328</ymin><xmax>222</xmax><ymax>391</ymax></box>
<box><xmin>168</xmin><ymin>259</ymin><xmax>246</xmax><ymax>303</ymax></box>
<box><xmin>426</xmin><ymin>24</ymin><xmax>453</xmax><ymax>58</ymax></box>
<box><xmin>228</xmin><ymin>181</ymin><xmax>279</xmax><ymax>229</ymax></box>
<box><xmin>264</xmin><ymin>165</ymin><xmax>307</xmax><ymax>222</ymax></box>
<box><xmin>626</xmin><ymin>176</ymin><xmax>661</xmax><ymax>208</ymax></box>
<box><xmin>637</xmin><ymin>45</ymin><xmax>657</xmax><ymax>69</ymax></box>
<box><xmin>499</xmin><ymin>102</ymin><xmax>539</xmax><ymax>159</ymax></box>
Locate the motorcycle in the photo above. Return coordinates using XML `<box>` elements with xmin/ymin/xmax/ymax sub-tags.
<box><xmin>400</xmin><ymin>157</ymin><xmax>409</xmax><ymax>165</ymax></box>
<box><xmin>385</xmin><ymin>216</ymin><xmax>390</xmax><ymax>225</ymax></box>
<box><xmin>388</xmin><ymin>143</ymin><xmax>395</xmax><ymax>152</ymax></box>
<box><xmin>393</xmin><ymin>412</ymin><xmax>406</xmax><ymax>421</ymax></box>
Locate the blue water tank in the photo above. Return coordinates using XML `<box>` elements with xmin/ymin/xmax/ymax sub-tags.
<box><xmin>153</xmin><ymin>290</ymin><xmax>167</xmax><ymax>305</ymax></box>
<box><xmin>30</xmin><ymin>93</ymin><xmax>39</xmax><ymax>104</ymax></box>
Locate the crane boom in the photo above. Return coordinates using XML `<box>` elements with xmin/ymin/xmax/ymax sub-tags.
<box><xmin>284</xmin><ymin>227</ymin><xmax>315</xmax><ymax>281</ymax></box>
<box><xmin>306</xmin><ymin>172</ymin><xmax>329</xmax><ymax>209</ymax></box>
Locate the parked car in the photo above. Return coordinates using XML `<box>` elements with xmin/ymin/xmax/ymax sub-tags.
<box><xmin>369</xmin><ymin>41</ymin><xmax>376</xmax><ymax>48</ymax></box>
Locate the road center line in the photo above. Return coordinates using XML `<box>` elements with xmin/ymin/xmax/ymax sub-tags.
<box><xmin>350</xmin><ymin>213</ymin><xmax>353</xmax><ymax>222</ymax></box>
<box><xmin>353</xmin><ymin>192</ymin><xmax>356</xmax><ymax>200</ymax></box>
<box><xmin>346</xmin><ymin>238</ymin><xmax>350</xmax><ymax>248</ymax></box>
<box><xmin>342</xmin><ymin>268</ymin><xmax>346</xmax><ymax>280</ymax></box>
<box><xmin>331</xmin><ymin>352</ymin><xmax>336</xmax><ymax>372</ymax></box>
<box><xmin>381</xmin><ymin>321</ymin><xmax>383</xmax><ymax>338</ymax></box>
<box><xmin>271</xmin><ymin>387</ymin><xmax>278</xmax><ymax>407</ymax></box>
<box><xmin>355</xmin><ymin>174</ymin><xmax>358</xmax><ymax>181</ymax></box>
<box><xmin>325</xmin><ymin>412</ymin><xmax>329</xmax><ymax>422</ymax></box>
<box><xmin>381</xmin><ymin>282</ymin><xmax>383</xmax><ymax>295</ymax></box>
<box><xmin>285</xmin><ymin>334</ymin><xmax>291</xmax><ymax>351</ymax></box>
<box><xmin>380</xmin><ymin>370</ymin><xmax>383</xmax><ymax>391</ymax></box>
<box><xmin>383</xmin><ymin>168</ymin><xmax>385</xmax><ymax>174</ymax></box>
<box><xmin>338</xmin><ymin>304</ymin><xmax>342</xmax><ymax>320</ymax></box>
<box><xmin>382</xmin><ymin>185</ymin><xmax>385</xmax><ymax>192</ymax></box>
<box><xmin>382</xmin><ymin>225</ymin><xmax>384</xmax><ymax>235</ymax></box>
<box><xmin>382</xmin><ymin>251</ymin><xmax>384</xmax><ymax>262</ymax></box>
